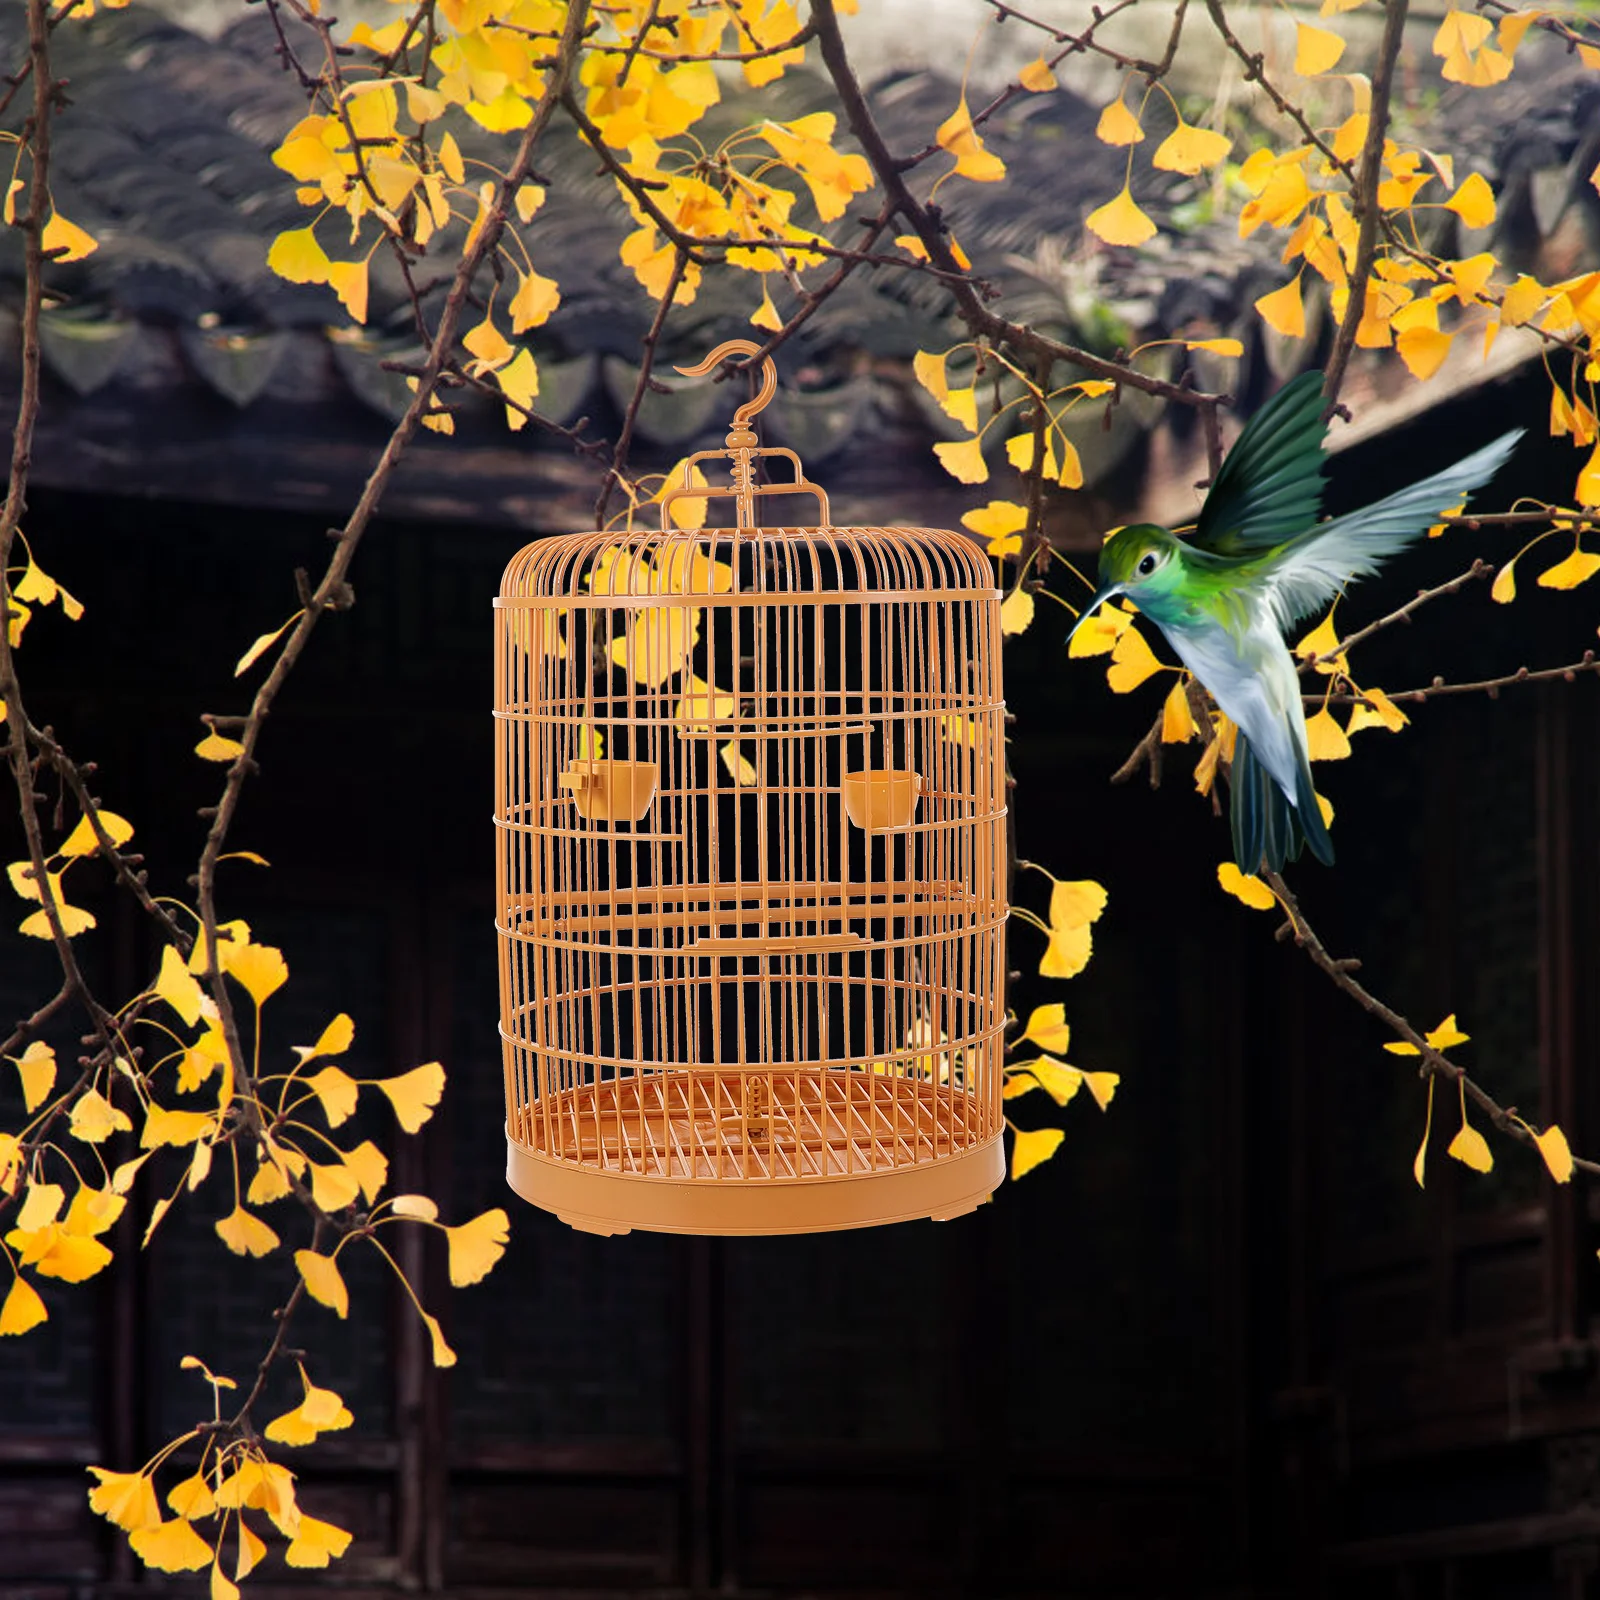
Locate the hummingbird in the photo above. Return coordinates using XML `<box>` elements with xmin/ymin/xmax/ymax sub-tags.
<box><xmin>1069</xmin><ymin>371</ymin><xmax>1521</xmax><ymax>874</ymax></box>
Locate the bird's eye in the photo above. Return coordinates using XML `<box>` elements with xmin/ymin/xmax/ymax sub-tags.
<box><xmin>1137</xmin><ymin>552</ymin><xmax>1159</xmax><ymax>577</ymax></box>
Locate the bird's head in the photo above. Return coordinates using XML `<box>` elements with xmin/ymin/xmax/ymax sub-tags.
<box><xmin>1067</xmin><ymin>523</ymin><xmax>1182</xmax><ymax>644</ymax></box>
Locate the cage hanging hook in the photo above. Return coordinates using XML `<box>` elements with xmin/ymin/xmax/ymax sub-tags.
<box><xmin>674</xmin><ymin>338</ymin><xmax>777</xmax><ymax>450</ymax></box>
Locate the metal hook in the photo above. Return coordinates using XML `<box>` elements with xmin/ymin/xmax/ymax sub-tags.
<box><xmin>674</xmin><ymin>339</ymin><xmax>777</xmax><ymax>445</ymax></box>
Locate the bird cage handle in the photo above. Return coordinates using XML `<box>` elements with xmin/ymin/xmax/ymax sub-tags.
<box><xmin>662</xmin><ymin>339</ymin><xmax>832</xmax><ymax>531</ymax></box>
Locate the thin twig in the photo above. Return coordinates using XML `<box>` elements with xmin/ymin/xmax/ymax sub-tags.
<box><xmin>1322</xmin><ymin>0</ymin><xmax>1409</xmax><ymax>406</ymax></box>
<box><xmin>594</xmin><ymin>246</ymin><xmax>687</xmax><ymax>524</ymax></box>
<box><xmin>1321</xmin><ymin>650</ymin><xmax>1600</xmax><ymax>705</ymax></box>
<box><xmin>808</xmin><ymin>0</ymin><xmax>1230</xmax><ymax>412</ymax></box>
<box><xmin>1264</xmin><ymin>869</ymin><xmax>1600</xmax><ymax>1177</ymax></box>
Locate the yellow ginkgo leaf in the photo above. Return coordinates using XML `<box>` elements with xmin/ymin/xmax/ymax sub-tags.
<box><xmin>42</xmin><ymin>211</ymin><xmax>98</xmax><ymax>262</ymax></box>
<box><xmin>234</xmin><ymin>615</ymin><xmax>300</xmax><ymax>678</ymax></box>
<box><xmin>961</xmin><ymin>500</ymin><xmax>1028</xmax><ymax>549</ymax></box>
<box><xmin>1067</xmin><ymin>606</ymin><xmax>1130</xmax><ymax>658</ymax></box>
<box><xmin>58</xmin><ymin>809</ymin><xmax>133</xmax><ymax>858</ymax></box>
<box><xmin>1094</xmin><ymin>97</ymin><xmax>1143</xmax><ymax>146</ymax></box>
<box><xmin>0</xmin><ymin>1273</ymin><xmax>47</xmax><ymax>1336</ymax></box>
<box><xmin>294</xmin><ymin>1248</ymin><xmax>350</xmax><ymax>1318</ymax></box>
<box><xmin>389</xmin><ymin>1193</ymin><xmax>439</xmax><ymax>1220</ymax></box>
<box><xmin>1397</xmin><ymin>324</ymin><xmax>1453</xmax><ymax>381</ymax></box>
<box><xmin>168</xmin><ymin>1472</ymin><xmax>217</xmax><ymax>1519</ymax></box>
<box><xmin>70</xmin><ymin>1086</ymin><xmax>132</xmax><ymax>1144</ymax></box>
<box><xmin>912</xmin><ymin>348</ymin><xmax>949</xmax><ymax>404</ymax></box>
<box><xmin>1491</xmin><ymin>560</ymin><xmax>1518</xmax><ymax>603</ymax></box>
<box><xmin>509</xmin><ymin>267</ymin><xmax>560</xmax><ymax>334</ymax></box>
<box><xmin>325</xmin><ymin>259</ymin><xmax>368</xmax><ymax>324</ymax></box>
<box><xmin>308</xmin><ymin>1160</ymin><xmax>361</xmax><ymax>1213</ymax></box>
<box><xmin>1580</xmin><ymin>442</ymin><xmax>1600</xmax><ymax>509</ymax></box>
<box><xmin>1217</xmin><ymin>862</ymin><xmax>1277</xmax><ymax>910</ymax></box>
<box><xmin>1497</xmin><ymin>7</ymin><xmax>1543</xmax><ymax>51</ymax></box>
<box><xmin>936</xmin><ymin>95</ymin><xmax>1006</xmax><ymax>182</ymax></box>
<box><xmin>1294</xmin><ymin>611</ymin><xmax>1346</xmax><ymax>674</ymax></box>
<box><xmin>64</xmin><ymin>1184</ymin><xmax>125</xmax><ymax>1238</ymax></box>
<box><xmin>445</xmin><ymin>1207</ymin><xmax>511</xmax><ymax>1287</ymax></box>
<box><xmin>1049</xmin><ymin>878</ymin><xmax>1108</xmax><ymax>930</ymax></box>
<box><xmin>343</xmin><ymin>1139</ymin><xmax>388</xmax><ymax>1205</ymax></box>
<box><xmin>292</xmin><ymin>1014</ymin><xmax>355</xmax><ymax>1065</ymax></box>
<box><xmin>1000</xmin><ymin>587</ymin><xmax>1035</xmax><ymax>636</ymax></box>
<box><xmin>1010</xmin><ymin>1125</ymin><xmax>1064</xmax><ymax>1179</ymax></box>
<box><xmin>1304</xmin><ymin>707</ymin><xmax>1352</xmax><ymax>760</ymax></box>
<box><xmin>305</xmin><ymin>1066</ymin><xmax>359</xmax><ymax>1128</ymax></box>
<box><xmin>140</xmin><ymin>1104</ymin><xmax>215</xmax><ymax>1150</ymax></box>
<box><xmin>19</xmin><ymin>900</ymin><xmax>96</xmax><ymax>939</ymax></box>
<box><xmin>1019</xmin><ymin>56</ymin><xmax>1057</xmax><ymax>92</ymax></box>
<box><xmin>131</xmin><ymin>1517</ymin><xmax>214</xmax><ymax>1573</ymax></box>
<box><xmin>375</xmin><ymin>1060</ymin><xmax>447</xmax><ymax>1134</ymax></box>
<box><xmin>1086</xmin><ymin>185</ymin><xmax>1157</xmax><ymax>247</ymax></box>
<box><xmin>1040</xmin><ymin>923</ymin><xmax>1091</xmax><ymax>979</ymax></box>
<box><xmin>224</xmin><ymin>943</ymin><xmax>288</xmax><ymax>1006</ymax></box>
<box><xmin>212</xmin><ymin>1556</ymin><xmax>241</xmax><ymax>1600</ymax></box>
<box><xmin>1005</xmin><ymin>431</ymin><xmax>1057</xmax><ymax>477</ymax></box>
<box><xmin>750</xmin><ymin>282</ymin><xmax>783</xmax><ymax>332</ymax></box>
<box><xmin>1385</xmin><ymin>1013</ymin><xmax>1470</xmax><ymax>1055</ymax></box>
<box><xmin>195</xmin><ymin>732</ymin><xmax>245</xmax><ymax>763</ymax></box>
<box><xmin>1255</xmin><ymin>276</ymin><xmax>1306</xmax><ymax>338</ymax></box>
<box><xmin>214</xmin><ymin>1206</ymin><xmax>280</xmax><ymax>1258</ymax></box>
<box><xmin>1533</xmin><ymin>1123</ymin><xmax>1573</xmax><ymax>1183</ymax></box>
<box><xmin>267</xmin><ymin>226</ymin><xmax>330</xmax><ymax>285</ymax></box>
<box><xmin>1347</xmin><ymin>687</ymin><xmax>1410</xmax><ymax>735</ymax></box>
<box><xmin>235</xmin><ymin>1519</ymin><xmax>266</xmax><ymax>1581</ymax></box>
<box><xmin>422</xmin><ymin>1308</ymin><xmax>457</xmax><ymax>1368</ymax></box>
<box><xmin>285</xmin><ymin>1513</ymin><xmax>354</xmax><ymax>1569</ymax></box>
<box><xmin>247</xmin><ymin>1158</ymin><xmax>292</xmax><ymax>1207</ymax></box>
<box><xmin>1020</xmin><ymin>1003</ymin><xmax>1071</xmax><ymax>1054</ymax></box>
<box><xmin>88</xmin><ymin>1466</ymin><xmax>163</xmax><ymax>1532</ymax></box>
<box><xmin>1106</xmin><ymin>622</ymin><xmax>1162</xmax><ymax>692</ymax></box>
<box><xmin>1161</xmin><ymin>678</ymin><xmax>1197</xmax><ymax>743</ymax></box>
<box><xmin>152</xmin><ymin>944</ymin><xmax>204</xmax><ymax>1029</ymax></box>
<box><xmin>265</xmin><ymin>1377</ymin><xmax>354</xmax><ymax>1446</ymax></box>
<box><xmin>1444</xmin><ymin>172</ymin><xmax>1496</xmax><ymax>229</ymax></box>
<box><xmin>1294</xmin><ymin>21</ymin><xmax>1345</xmax><ymax>75</ymax></box>
<box><xmin>1016</xmin><ymin>1055</ymin><xmax>1083</xmax><ymax>1106</ymax></box>
<box><xmin>932</xmin><ymin>436</ymin><xmax>989</xmax><ymax>484</ymax></box>
<box><xmin>1056</xmin><ymin>434</ymin><xmax>1084</xmax><ymax>489</ymax></box>
<box><xmin>1082</xmin><ymin>1072</ymin><xmax>1120</xmax><ymax>1111</ymax></box>
<box><xmin>16</xmin><ymin>1182</ymin><xmax>64</xmax><ymax>1232</ymax></box>
<box><xmin>1448</xmin><ymin>1120</ymin><xmax>1494</xmax><ymax>1173</ymax></box>
<box><xmin>1537</xmin><ymin>547</ymin><xmax>1600</xmax><ymax>589</ymax></box>
<box><xmin>1186</xmin><ymin>338</ymin><xmax>1244</xmax><ymax>356</ymax></box>
<box><xmin>1152</xmin><ymin>120</ymin><xmax>1231</xmax><ymax>175</ymax></box>
<box><xmin>11</xmin><ymin>1039</ymin><xmax>55</xmax><ymax>1113</ymax></box>
<box><xmin>1413</xmin><ymin>1075</ymin><xmax>1435</xmax><ymax>1187</ymax></box>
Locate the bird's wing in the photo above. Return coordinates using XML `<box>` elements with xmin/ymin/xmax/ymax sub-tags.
<box><xmin>1260</xmin><ymin>429</ymin><xmax>1523</xmax><ymax>630</ymax></box>
<box><xmin>1164</xmin><ymin>616</ymin><xmax>1305</xmax><ymax>805</ymax></box>
<box><xmin>1188</xmin><ymin>370</ymin><xmax>1330</xmax><ymax>556</ymax></box>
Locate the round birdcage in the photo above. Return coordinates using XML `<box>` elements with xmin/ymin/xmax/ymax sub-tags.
<box><xmin>494</xmin><ymin>341</ymin><xmax>1007</xmax><ymax>1235</ymax></box>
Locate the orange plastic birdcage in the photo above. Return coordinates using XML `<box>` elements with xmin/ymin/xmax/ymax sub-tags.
<box><xmin>493</xmin><ymin>340</ymin><xmax>1007</xmax><ymax>1235</ymax></box>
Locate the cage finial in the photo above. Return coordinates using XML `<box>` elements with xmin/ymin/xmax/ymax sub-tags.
<box><xmin>674</xmin><ymin>339</ymin><xmax>775</xmax><ymax>526</ymax></box>
<box><xmin>660</xmin><ymin>342</ymin><xmax>832</xmax><ymax>530</ymax></box>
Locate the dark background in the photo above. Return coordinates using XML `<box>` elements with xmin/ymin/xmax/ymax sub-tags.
<box><xmin>2</xmin><ymin>365</ymin><xmax>1599</xmax><ymax>1598</ymax></box>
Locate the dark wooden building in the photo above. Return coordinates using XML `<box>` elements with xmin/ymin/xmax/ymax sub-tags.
<box><xmin>4</xmin><ymin>5</ymin><xmax>1600</xmax><ymax>1597</ymax></box>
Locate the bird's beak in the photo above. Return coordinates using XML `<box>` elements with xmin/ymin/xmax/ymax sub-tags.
<box><xmin>1066</xmin><ymin>583</ymin><xmax>1121</xmax><ymax>647</ymax></box>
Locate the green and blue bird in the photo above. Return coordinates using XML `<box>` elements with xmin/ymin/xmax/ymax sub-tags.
<box><xmin>1070</xmin><ymin>371</ymin><xmax>1520</xmax><ymax>874</ymax></box>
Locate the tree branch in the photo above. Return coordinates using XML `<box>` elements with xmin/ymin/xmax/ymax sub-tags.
<box><xmin>1322</xmin><ymin>0</ymin><xmax>1409</xmax><ymax>406</ymax></box>
<box><xmin>1263</xmin><ymin>868</ymin><xmax>1600</xmax><ymax>1176</ymax></box>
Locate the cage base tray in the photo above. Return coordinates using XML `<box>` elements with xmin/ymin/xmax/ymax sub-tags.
<box><xmin>506</xmin><ymin>1073</ymin><xmax>1002</xmax><ymax>1236</ymax></box>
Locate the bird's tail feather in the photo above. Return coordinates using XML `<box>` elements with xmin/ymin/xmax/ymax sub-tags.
<box><xmin>1230</xmin><ymin>733</ymin><xmax>1335</xmax><ymax>874</ymax></box>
